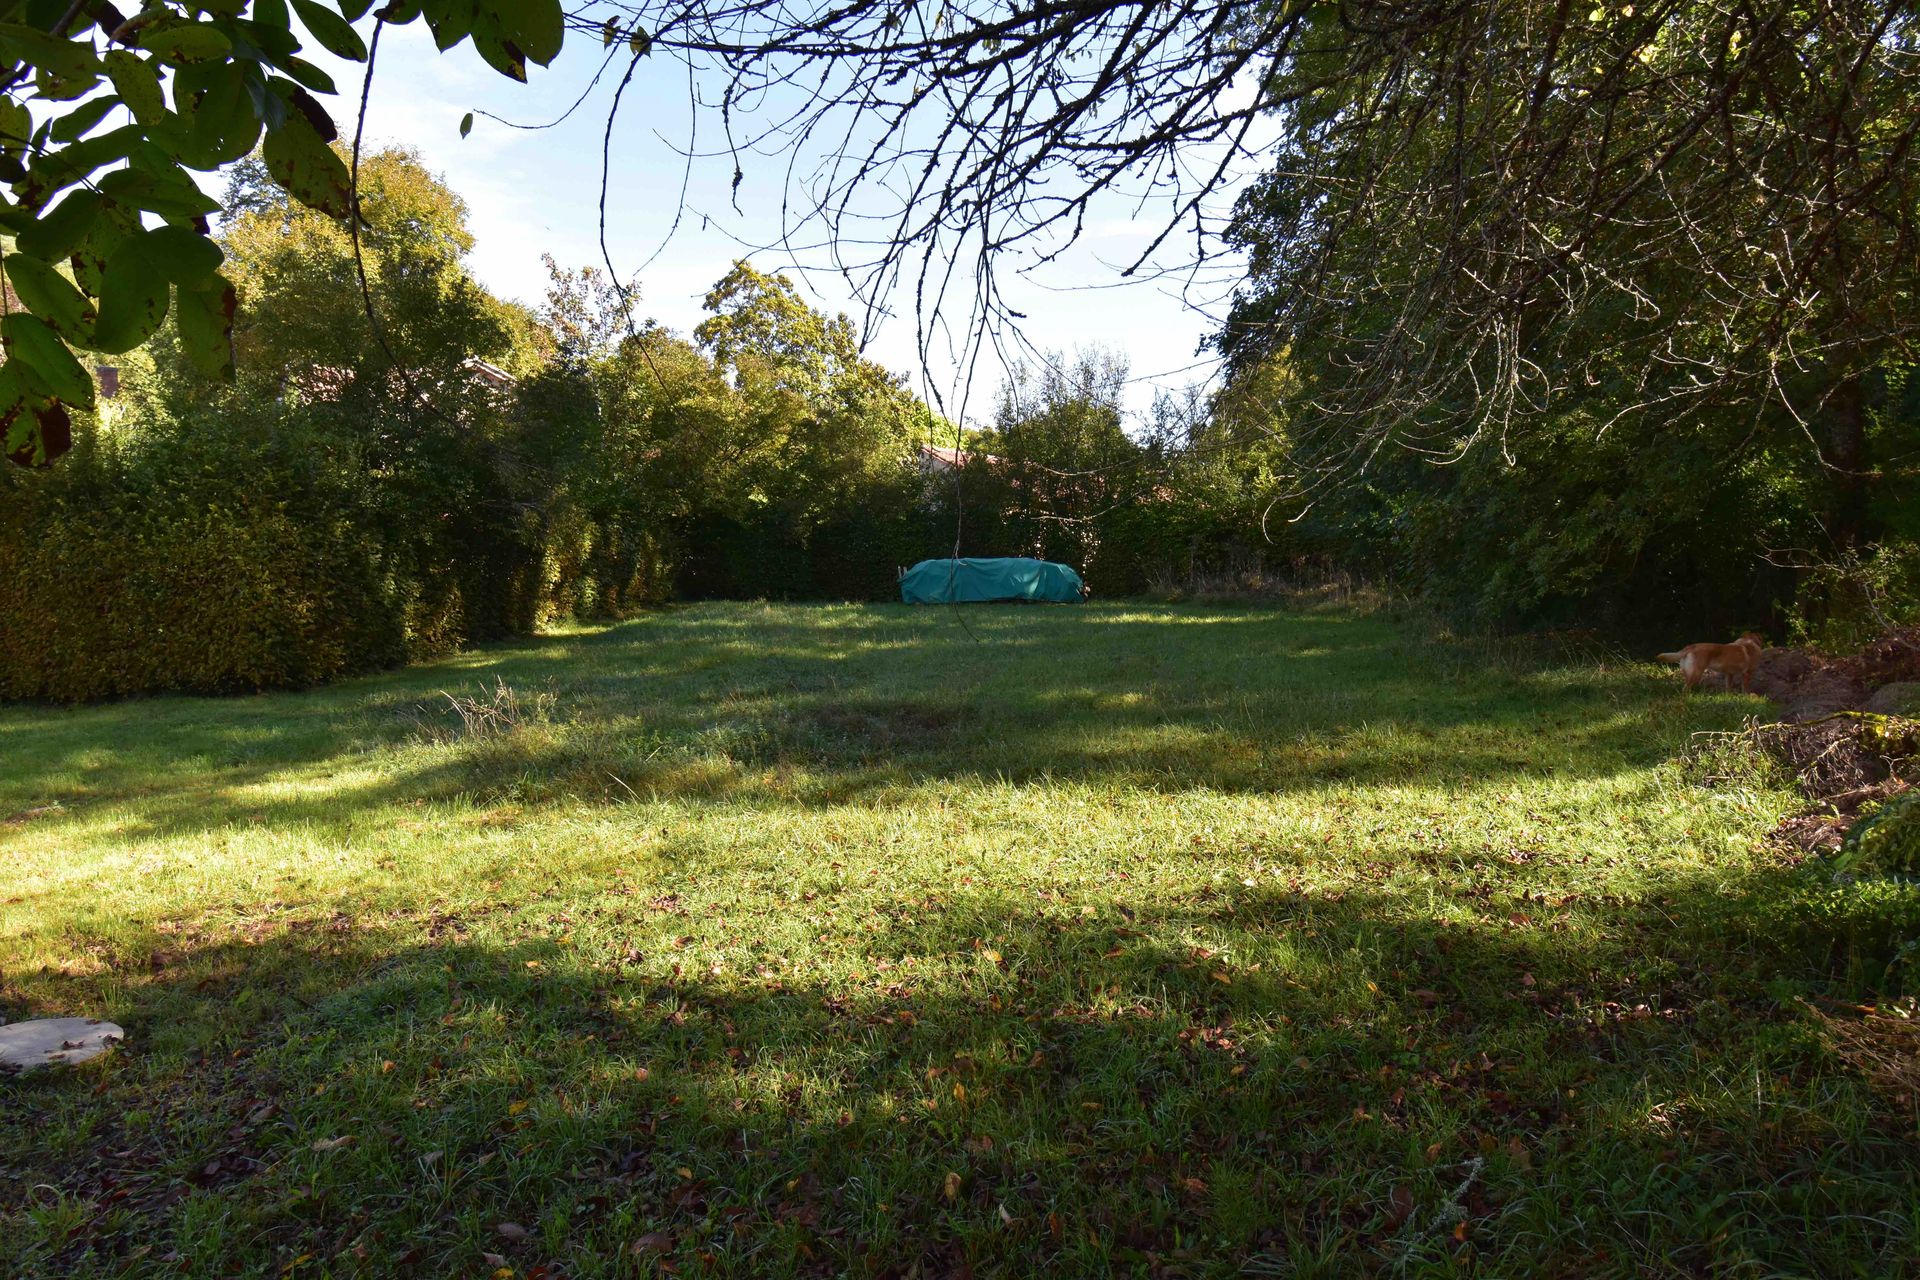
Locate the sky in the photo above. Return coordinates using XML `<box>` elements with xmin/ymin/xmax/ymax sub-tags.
<box><xmin>311</xmin><ymin>21</ymin><xmax>1260</xmax><ymax>426</ymax></box>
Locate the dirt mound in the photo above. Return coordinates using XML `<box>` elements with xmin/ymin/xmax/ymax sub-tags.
<box><xmin>1745</xmin><ymin>627</ymin><xmax>1919</xmax><ymax>723</ymax></box>
<box><xmin>1750</xmin><ymin>647</ymin><xmax>1814</xmax><ymax>700</ymax></box>
<box><xmin>1738</xmin><ymin>627</ymin><xmax>1920</xmax><ymax>854</ymax></box>
<box><xmin>1781</xmin><ymin>669</ymin><xmax>1871</xmax><ymax>722</ymax></box>
<box><xmin>1833</xmin><ymin>626</ymin><xmax>1920</xmax><ymax>688</ymax></box>
<box><xmin>1755</xmin><ymin>712</ymin><xmax>1913</xmax><ymax>856</ymax></box>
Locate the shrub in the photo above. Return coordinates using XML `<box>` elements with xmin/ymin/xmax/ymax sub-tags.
<box><xmin>1788</xmin><ymin>541</ymin><xmax>1920</xmax><ymax>654</ymax></box>
<box><xmin>0</xmin><ymin>425</ymin><xmax>405</xmax><ymax>700</ymax></box>
<box><xmin>1836</xmin><ymin>790</ymin><xmax>1920</xmax><ymax>880</ymax></box>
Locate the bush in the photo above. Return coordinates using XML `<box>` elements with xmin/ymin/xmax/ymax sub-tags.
<box><xmin>1836</xmin><ymin>790</ymin><xmax>1920</xmax><ymax>880</ymax></box>
<box><xmin>0</xmin><ymin>397</ymin><xmax>664</xmax><ymax>702</ymax></box>
<box><xmin>0</xmin><ymin>425</ymin><xmax>405</xmax><ymax>700</ymax></box>
<box><xmin>1788</xmin><ymin>541</ymin><xmax>1920</xmax><ymax>654</ymax></box>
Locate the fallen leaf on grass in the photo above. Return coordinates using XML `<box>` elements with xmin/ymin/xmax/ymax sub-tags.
<box><xmin>943</xmin><ymin>1171</ymin><xmax>962</xmax><ymax>1201</ymax></box>
<box><xmin>1386</xmin><ymin>1185</ymin><xmax>1415</xmax><ymax>1229</ymax></box>
<box><xmin>495</xmin><ymin>1222</ymin><xmax>530</xmax><ymax>1241</ymax></box>
<box><xmin>310</xmin><ymin>1136</ymin><xmax>353</xmax><ymax>1152</ymax></box>
<box><xmin>631</xmin><ymin>1231</ymin><xmax>673</xmax><ymax>1255</ymax></box>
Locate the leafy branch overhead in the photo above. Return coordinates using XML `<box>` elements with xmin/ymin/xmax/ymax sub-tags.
<box><xmin>0</xmin><ymin>0</ymin><xmax>564</xmax><ymax>467</ymax></box>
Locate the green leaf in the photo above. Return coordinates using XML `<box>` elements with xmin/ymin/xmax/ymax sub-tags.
<box><xmin>629</xmin><ymin>26</ymin><xmax>651</xmax><ymax>56</ymax></box>
<box><xmin>144</xmin><ymin>224</ymin><xmax>225</xmax><ymax>285</ymax></box>
<box><xmin>35</xmin><ymin>62</ymin><xmax>101</xmax><ymax>101</ymax></box>
<box><xmin>0</xmin><ymin>364</ymin><xmax>32</xmax><ymax>464</ymax></box>
<box><xmin>92</xmin><ymin>234</ymin><xmax>172</xmax><ymax>354</ymax></box>
<box><xmin>67</xmin><ymin>208</ymin><xmax>131</xmax><ymax>297</ymax></box>
<box><xmin>285</xmin><ymin>84</ymin><xmax>338</xmax><ymax>142</ymax></box>
<box><xmin>492</xmin><ymin>0</ymin><xmax>561</xmax><ymax>66</ymax></box>
<box><xmin>3</xmin><ymin>393</ymin><xmax>73</xmax><ymax>468</ymax></box>
<box><xmin>337</xmin><ymin>0</ymin><xmax>374</xmax><ymax>20</ymax></box>
<box><xmin>176</xmin><ymin>273</ymin><xmax>237</xmax><ymax>379</ymax></box>
<box><xmin>4</xmin><ymin>254</ymin><xmax>97</xmax><ymax>345</ymax></box>
<box><xmin>3</xmin><ymin>313</ymin><xmax>95</xmax><ymax>409</ymax></box>
<box><xmin>138</xmin><ymin>20</ymin><xmax>234</xmax><ymax>65</ymax></box>
<box><xmin>279</xmin><ymin>55</ymin><xmax>338</xmax><ymax>94</ymax></box>
<box><xmin>254</xmin><ymin>0</ymin><xmax>291</xmax><ymax>32</ymax></box>
<box><xmin>290</xmin><ymin>0</ymin><xmax>367</xmax><ymax>61</ymax></box>
<box><xmin>0</xmin><ymin>98</ymin><xmax>30</xmax><ymax>155</ymax></box>
<box><xmin>49</xmin><ymin>96</ymin><xmax>121</xmax><ymax>144</ymax></box>
<box><xmin>601</xmin><ymin>15</ymin><xmax>617</xmax><ymax>46</ymax></box>
<box><xmin>104</xmin><ymin>50</ymin><xmax>169</xmax><ymax>126</ymax></box>
<box><xmin>261</xmin><ymin>108</ymin><xmax>353</xmax><ymax>219</ymax></box>
<box><xmin>183</xmin><ymin>62</ymin><xmax>264</xmax><ymax>165</ymax></box>
<box><xmin>0</xmin><ymin>23</ymin><xmax>102</xmax><ymax>80</ymax></box>
<box><xmin>18</xmin><ymin>125</ymin><xmax>140</xmax><ymax>207</ymax></box>
<box><xmin>424</xmin><ymin>0</ymin><xmax>475</xmax><ymax>53</ymax></box>
<box><xmin>459</xmin><ymin>110</ymin><xmax>472</xmax><ymax>138</ymax></box>
<box><xmin>16</xmin><ymin>190</ymin><xmax>102</xmax><ymax>260</ymax></box>
<box><xmin>98</xmin><ymin>166</ymin><xmax>223</xmax><ymax>220</ymax></box>
<box><xmin>468</xmin><ymin>24</ymin><xmax>526</xmax><ymax>82</ymax></box>
<box><xmin>238</xmin><ymin>13</ymin><xmax>301</xmax><ymax>61</ymax></box>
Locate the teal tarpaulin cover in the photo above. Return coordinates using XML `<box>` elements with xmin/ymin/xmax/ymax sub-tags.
<box><xmin>900</xmin><ymin>557</ymin><xmax>1086</xmax><ymax>604</ymax></box>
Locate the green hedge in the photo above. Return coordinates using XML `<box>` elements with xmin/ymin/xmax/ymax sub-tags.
<box><xmin>0</xmin><ymin>434</ymin><xmax>404</xmax><ymax>700</ymax></box>
<box><xmin>0</xmin><ymin>406</ymin><xmax>666</xmax><ymax>702</ymax></box>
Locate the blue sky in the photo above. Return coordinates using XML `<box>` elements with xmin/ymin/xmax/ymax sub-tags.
<box><xmin>314</xmin><ymin>21</ymin><xmax>1260</xmax><ymax>424</ymax></box>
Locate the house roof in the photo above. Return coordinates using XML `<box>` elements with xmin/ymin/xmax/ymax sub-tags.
<box><xmin>917</xmin><ymin>443</ymin><xmax>1002</xmax><ymax>469</ymax></box>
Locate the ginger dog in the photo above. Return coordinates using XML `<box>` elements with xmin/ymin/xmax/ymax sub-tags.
<box><xmin>1656</xmin><ymin>632</ymin><xmax>1764</xmax><ymax>693</ymax></box>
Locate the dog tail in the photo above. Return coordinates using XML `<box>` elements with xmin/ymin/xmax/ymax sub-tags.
<box><xmin>1655</xmin><ymin>651</ymin><xmax>1684</xmax><ymax>665</ymax></box>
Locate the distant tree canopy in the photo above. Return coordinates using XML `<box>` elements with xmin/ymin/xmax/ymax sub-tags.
<box><xmin>213</xmin><ymin>148</ymin><xmax>540</xmax><ymax>409</ymax></box>
<box><xmin>3</xmin><ymin>0</ymin><xmax>1915</xmax><ymax>645</ymax></box>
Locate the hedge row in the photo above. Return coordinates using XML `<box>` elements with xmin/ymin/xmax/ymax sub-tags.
<box><xmin>0</xmin><ymin>421</ymin><xmax>664</xmax><ymax>702</ymax></box>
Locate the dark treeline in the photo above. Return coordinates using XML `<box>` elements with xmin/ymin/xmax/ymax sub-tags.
<box><xmin>3</xmin><ymin>122</ymin><xmax>1916</xmax><ymax>700</ymax></box>
<box><xmin>0</xmin><ymin>152</ymin><xmax>1278</xmax><ymax>700</ymax></box>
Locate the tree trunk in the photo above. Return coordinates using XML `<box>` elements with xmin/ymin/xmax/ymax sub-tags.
<box><xmin>1824</xmin><ymin>372</ymin><xmax>1868</xmax><ymax>550</ymax></box>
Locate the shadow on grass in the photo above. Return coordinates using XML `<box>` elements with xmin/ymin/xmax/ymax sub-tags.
<box><xmin>4</xmin><ymin>868</ymin><xmax>1915</xmax><ymax>1278</ymax></box>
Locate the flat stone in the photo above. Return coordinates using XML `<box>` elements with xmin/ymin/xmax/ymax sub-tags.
<box><xmin>0</xmin><ymin>1017</ymin><xmax>124</xmax><ymax>1073</ymax></box>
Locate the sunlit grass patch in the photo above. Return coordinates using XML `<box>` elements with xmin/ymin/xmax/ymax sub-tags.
<box><xmin>1</xmin><ymin>602</ymin><xmax>1913</xmax><ymax>1278</ymax></box>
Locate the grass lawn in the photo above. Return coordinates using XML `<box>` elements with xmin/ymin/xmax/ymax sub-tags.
<box><xmin>2</xmin><ymin>600</ymin><xmax>1914</xmax><ymax>1277</ymax></box>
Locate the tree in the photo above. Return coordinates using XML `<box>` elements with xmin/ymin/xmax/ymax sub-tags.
<box><xmin>986</xmin><ymin>348</ymin><xmax>1142</xmax><ymax>568</ymax></box>
<box><xmin>217</xmin><ymin>145</ymin><xmax>536</xmax><ymax>412</ymax></box>
<box><xmin>0</xmin><ymin>0</ymin><xmax>563</xmax><ymax>468</ymax></box>
<box><xmin>1213</xmin><ymin>5</ymin><xmax>1917</xmax><ymax>517</ymax></box>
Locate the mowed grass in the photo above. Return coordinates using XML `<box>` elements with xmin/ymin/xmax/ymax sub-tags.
<box><xmin>1</xmin><ymin>601</ymin><xmax>1913</xmax><ymax>1278</ymax></box>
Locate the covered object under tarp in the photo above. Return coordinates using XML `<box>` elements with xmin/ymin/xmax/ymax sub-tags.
<box><xmin>900</xmin><ymin>557</ymin><xmax>1086</xmax><ymax>604</ymax></box>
